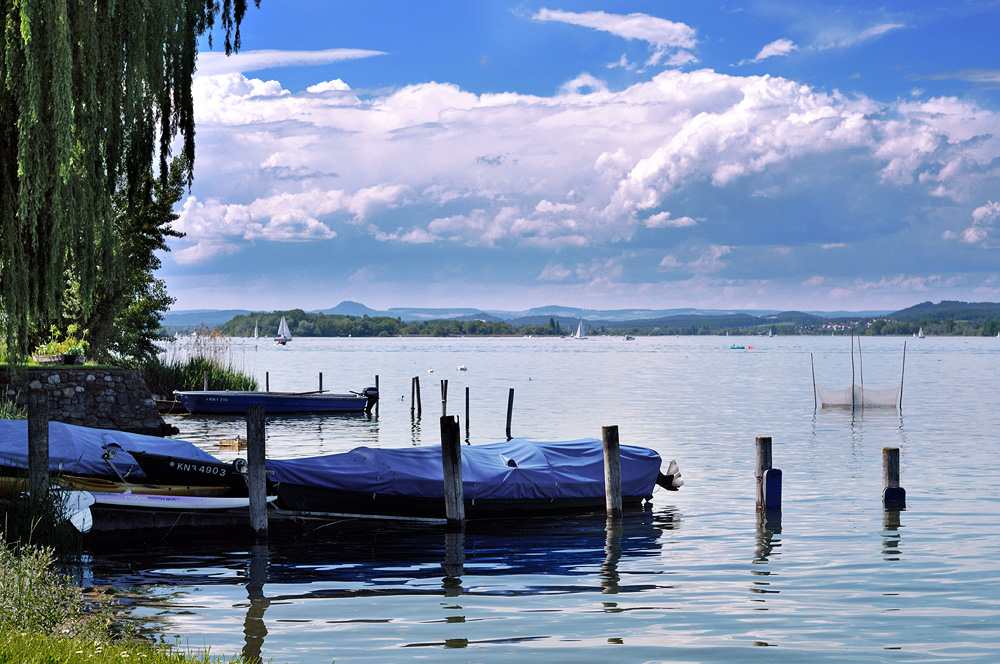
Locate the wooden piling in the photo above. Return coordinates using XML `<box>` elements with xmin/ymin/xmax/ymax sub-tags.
<box><xmin>755</xmin><ymin>436</ymin><xmax>781</xmax><ymax>512</ymax></box>
<box><xmin>246</xmin><ymin>406</ymin><xmax>268</xmax><ymax>542</ymax></box>
<box><xmin>27</xmin><ymin>392</ymin><xmax>49</xmax><ymax>503</ymax></box>
<box><xmin>899</xmin><ymin>342</ymin><xmax>906</xmax><ymax>411</ymax></box>
<box><xmin>505</xmin><ymin>388</ymin><xmax>514</xmax><ymax>440</ymax></box>
<box><xmin>441</xmin><ymin>379</ymin><xmax>448</xmax><ymax>416</ymax></box>
<box><xmin>265</xmin><ymin>372</ymin><xmax>269</xmax><ymax>392</ymax></box>
<box><xmin>411</xmin><ymin>376</ymin><xmax>415</xmax><ymax>415</ymax></box>
<box><xmin>440</xmin><ymin>415</ymin><xmax>465</xmax><ymax>532</ymax></box>
<box><xmin>811</xmin><ymin>352</ymin><xmax>817</xmax><ymax>409</ymax></box>
<box><xmin>465</xmin><ymin>387</ymin><xmax>470</xmax><ymax>437</ymax></box>
<box><xmin>415</xmin><ymin>376</ymin><xmax>422</xmax><ymax>416</ymax></box>
<box><xmin>375</xmin><ymin>375</ymin><xmax>380</xmax><ymax>417</ymax></box>
<box><xmin>602</xmin><ymin>425</ymin><xmax>623</xmax><ymax>521</ymax></box>
<box><xmin>319</xmin><ymin>372</ymin><xmax>323</xmax><ymax>393</ymax></box>
<box><xmin>882</xmin><ymin>447</ymin><xmax>906</xmax><ymax>509</ymax></box>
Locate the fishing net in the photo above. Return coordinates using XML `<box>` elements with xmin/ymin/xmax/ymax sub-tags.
<box><xmin>817</xmin><ymin>384</ymin><xmax>900</xmax><ymax>409</ymax></box>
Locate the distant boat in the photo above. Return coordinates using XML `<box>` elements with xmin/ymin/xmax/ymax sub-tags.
<box><xmin>574</xmin><ymin>319</ymin><xmax>587</xmax><ymax>339</ymax></box>
<box><xmin>624</xmin><ymin>335</ymin><xmax>635</xmax><ymax>341</ymax></box>
<box><xmin>917</xmin><ymin>327</ymin><xmax>925</xmax><ymax>339</ymax></box>
<box><xmin>275</xmin><ymin>315</ymin><xmax>292</xmax><ymax>345</ymax></box>
<box><xmin>253</xmin><ymin>320</ymin><xmax>259</xmax><ymax>339</ymax></box>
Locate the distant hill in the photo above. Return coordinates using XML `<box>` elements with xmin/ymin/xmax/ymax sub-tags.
<box><xmin>889</xmin><ymin>301</ymin><xmax>1000</xmax><ymax>323</ymax></box>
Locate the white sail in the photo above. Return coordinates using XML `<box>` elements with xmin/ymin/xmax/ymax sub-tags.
<box><xmin>574</xmin><ymin>319</ymin><xmax>586</xmax><ymax>339</ymax></box>
<box><xmin>253</xmin><ymin>321</ymin><xmax>259</xmax><ymax>339</ymax></box>
<box><xmin>275</xmin><ymin>315</ymin><xmax>292</xmax><ymax>344</ymax></box>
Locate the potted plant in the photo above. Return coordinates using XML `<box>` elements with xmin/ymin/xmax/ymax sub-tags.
<box><xmin>32</xmin><ymin>325</ymin><xmax>89</xmax><ymax>365</ymax></box>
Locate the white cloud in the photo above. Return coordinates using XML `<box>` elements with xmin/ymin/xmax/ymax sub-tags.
<box><xmin>533</xmin><ymin>8</ymin><xmax>697</xmax><ymax>67</ymax></box>
<box><xmin>196</xmin><ymin>48</ymin><xmax>386</xmax><ymax>77</ymax></box>
<box><xmin>539</xmin><ymin>263</ymin><xmax>573</xmax><ymax>281</ymax></box>
<box><xmin>179</xmin><ymin>54</ymin><xmax>1000</xmax><ymax>265</ymax></box>
<box><xmin>815</xmin><ymin>23</ymin><xmax>906</xmax><ymax>51</ymax></box>
<box><xmin>743</xmin><ymin>38</ymin><xmax>798</xmax><ymax>65</ymax></box>
<box><xmin>645</xmin><ymin>212</ymin><xmax>697</xmax><ymax>228</ymax></box>
<box><xmin>952</xmin><ymin>200</ymin><xmax>1000</xmax><ymax>245</ymax></box>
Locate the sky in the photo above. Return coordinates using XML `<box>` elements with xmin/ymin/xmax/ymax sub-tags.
<box><xmin>161</xmin><ymin>0</ymin><xmax>1000</xmax><ymax>313</ymax></box>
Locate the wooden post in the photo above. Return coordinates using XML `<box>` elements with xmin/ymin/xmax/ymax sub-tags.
<box><xmin>851</xmin><ymin>331</ymin><xmax>856</xmax><ymax>411</ymax></box>
<box><xmin>602</xmin><ymin>425</ymin><xmax>623</xmax><ymax>521</ymax></box>
<box><xmin>811</xmin><ymin>352</ymin><xmax>817</xmax><ymax>409</ymax></box>
<box><xmin>203</xmin><ymin>370</ymin><xmax>209</xmax><ymax>391</ymax></box>
<box><xmin>411</xmin><ymin>376</ymin><xmax>415</xmax><ymax>415</ymax></box>
<box><xmin>899</xmin><ymin>342</ymin><xmax>906</xmax><ymax>411</ymax></box>
<box><xmin>882</xmin><ymin>447</ymin><xmax>906</xmax><ymax>509</ymax></box>
<box><xmin>265</xmin><ymin>372</ymin><xmax>269</xmax><ymax>392</ymax></box>
<box><xmin>318</xmin><ymin>372</ymin><xmax>323</xmax><ymax>393</ymax></box>
<box><xmin>756</xmin><ymin>436</ymin><xmax>781</xmax><ymax>512</ymax></box>
<box><xmin>415</xmin><ymin>375</ymin><xmax>422</xmax><ymax>416</ymax></box>
<box><xmin>375</xmin><ymin>375</ymin><xmax>380</xmax><ymax>417</ymax></box>
<box><xmin>440</xmin><ymin>415</ymin><xmax>465</xmax><ymax>532</ymax></box>
<box><xmin>441</xmin><ymin>379</ymin><xmax>448</xmax><ymax>416</ymax></box>
<box><xmin>246</xmin><ymin>406</ymin><xmax>268</xmax><ymax>542</ymax></box>
<box><xmin>27</xmin><ymin>392</ymin><xmax>49</xmax><ymax>503</ymax></box>
<box><xmin>465</xmin><ymin>387</ymin><xmax>470</xmax><ymax>437</ymax></box>
<box><xmin>505</xmin><ymin>387</ymin><xmax>514</xmax><ymax>440</ymax></box>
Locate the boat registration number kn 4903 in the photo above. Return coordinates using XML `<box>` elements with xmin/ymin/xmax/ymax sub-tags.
<box><xmin>169</xmin><ymin>461</ymin><xmax>228</xmax><ymax>478</ymax></box>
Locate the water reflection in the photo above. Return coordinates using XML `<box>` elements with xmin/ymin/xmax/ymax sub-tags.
<box><xmin>750</xmin><ymin>511</ymin><xmax>782</xmax><ymax>603</ymax></box>
<box><xmin>881</xmin><ymin>510</ymin><xmax>904</xmax><ymax>562</ymax></box>
<box><xmin>242</xmin><ymin>544</ymin><xmax>269</xmax><ymax>664</ymax></box>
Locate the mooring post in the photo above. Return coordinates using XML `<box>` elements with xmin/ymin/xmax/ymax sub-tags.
<box><xmin>441</xmin><ymin>379</ymin><xmax>448</xmax><ymax>416</ymax></box>
<box><xmin>410</xmin><ymin>376</ymin><xmax>415</xmax><ymax>415</ymax></box>
<box><xmin>602</xmin><ymin>425</ymin><xmax>623</xmax><ymax>521</ymax></box>
<box><xmin>755</xmin><ymin>436</ymin><xmax>781</xmax><ymax>512</ymax></box>
<box><xmin>415</xmin><ymin>375</ymin><xmax>422</xmax><ymax>416</ymax></box>
<box><xmin>265</xmin><ymin>372</ymin><xmax>269</xmax><ymax>392</ymax></box>
<box><xmin>440</xmin><ymin>415</ymin><xmax>465</xmax><ymax>532</ymax></box>
<box><xmin>882</xmin><ymin>447</ymin><xmax>906</xmax><ymax>510</ymax></box>
<box><xmin>375</xmin><ymin>375</ymin><xmax>380</xmax><ymax>417</ymax></box>
<box><xmin>465</xmin><ymin>387</ymin><xmax>470</xmax><ymax>437</ymax></box>
<box><xmin>505</xmin><ymin>387</ymin><xmax>515</xmax><ymax>440</ymax></box>
<box><xmin>27</xmin><ymin>391</ymin><xmax>49</xmax><ymax>504</ymax></box>
<box><xmin>318</xmin><ymin>372</ymin><xmax>323</xmax><ymax>393</ymax></box>
<box><xmin>246</xmin><ymin>405</ymin><xmax>268</xmax><ymax>542</ymax></box>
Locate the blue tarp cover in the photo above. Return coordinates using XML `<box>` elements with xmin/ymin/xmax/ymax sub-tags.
<box><xmin>265</xmin><ymin>438</ymin><xmax>662</xmax><ymax>500</ymax></box>
<box><xmin>0</xmin><ymin>419</ymin><xmax>222</xmax><ymax>481</ymax></box>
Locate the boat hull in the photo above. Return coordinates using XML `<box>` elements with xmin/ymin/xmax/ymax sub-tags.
<box><xmin>273</xmin><ymin>483</ymin><xmax>650</xmax><ymax>519</ymax></box>
<box><xmin>172</xmin><ymin>389</ymin><xmax>375</xmax><ymax>414</ymax></box>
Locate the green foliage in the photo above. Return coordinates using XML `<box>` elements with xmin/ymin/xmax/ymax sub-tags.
<box><xmin>33</xmin><ymin>324</ymin><xmax>89</xmax><ymax>357</ymax></box>
<box><xmin>1</xmin><ymin>0</ymin><xmax>259</xmax><ymax>365</ymax></box>
<box><xmin>1</xmin><ymin>481</ymin><xmax>82</xmax><ymax>554</ymax></box>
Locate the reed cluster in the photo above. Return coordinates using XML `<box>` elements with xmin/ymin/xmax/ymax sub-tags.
<box><xmin>138</xmin><ymin>328</ymin><xmax>258</xmax><ymax>396</ymax></box>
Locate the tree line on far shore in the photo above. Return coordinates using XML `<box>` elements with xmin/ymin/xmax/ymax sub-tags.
<box><xmin>209</xmin><ymin>310</ymin><xmax>1000</xmax><ymax>338</ymax></box>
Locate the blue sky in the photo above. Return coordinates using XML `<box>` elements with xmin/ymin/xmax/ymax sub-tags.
<box><xmin>161</xmin><ymin>0</ymin><xmax>1000</xmax><ymax>313</ymax></box>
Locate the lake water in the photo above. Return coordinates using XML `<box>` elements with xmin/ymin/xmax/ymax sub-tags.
<box><xmin>82</xmin><ymin>335</ymin><xmax>1000</xmax><ymax>663</ymax></box>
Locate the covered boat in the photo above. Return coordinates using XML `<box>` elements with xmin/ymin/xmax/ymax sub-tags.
<box><xmin>0</xmin><ymin>419</ymin><xmax>224</xmax><ymax>482</ymax></box>
<box><xmin>266</xmin><ymin>438</ymin><xmax>681</xmax><ymax>519</ymax></box>
<box><xmin>172</xmin><ymin>386</ymin><xmax>378</xmax><ymax>415</ymax></box>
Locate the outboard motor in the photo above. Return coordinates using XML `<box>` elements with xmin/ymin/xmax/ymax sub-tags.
<box><xmin>362</xmin><ymin>386</ymin><xmax>379</xmax><ymax>413</ymax></box>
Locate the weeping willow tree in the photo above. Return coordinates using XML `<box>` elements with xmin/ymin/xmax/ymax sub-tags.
<box><xmin>0</xmin><ymin>0</ymin><xmax>258</xmax><ymax>364</ymax></box>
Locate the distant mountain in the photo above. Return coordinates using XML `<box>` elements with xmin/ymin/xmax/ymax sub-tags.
<box><xmin>889</xmin><ymin>300</ymin><xmax>1000</xmax><ymax>323</ymax></box>
<box><xmin>315</xmin><ymin>301</ymin><xmax>382</xmax><ymax>317</ymax></box>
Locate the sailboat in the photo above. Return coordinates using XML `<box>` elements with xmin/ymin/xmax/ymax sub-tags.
<box><xmin>574</xmin><ymin>319</ymin><xmax>586</xmax><ymax>340</ymax></box>
<box><xmin>917</xmin><ymin>327</ymin><xmax>925</xmax><ymax>339</ymax></box>
<box><xmin>275</xmin><ymin>315</ymin><xmax>292</xmax><ymax>345</ymax></box>
<box><xmin>253</xmin><ymin>320</ymin><xmax>259</xmax><ymax>339</ymax></box>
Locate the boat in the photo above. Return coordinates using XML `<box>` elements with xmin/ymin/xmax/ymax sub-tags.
<box><xmin>275</xmin><ymin>315</ymin><xmax>292</xmax><ymax>345</ymax></box>
<box><xmin>265</xmin><ymin>438</ymin><xmax>682</xmax><ymax>519</ymax></box>
<box><xmin>253</xmin><ymin>320</ymin><xmax>259</xmax><ymax>339</ymax></box>
<box><xmin>172</xmin><ymin>386</ymin><xmax>379</xmax><ymax>415</ymax></box>
<box><xmin>918</xmin><ymin>327</ymin><xmax>925</xmax><ymax>338</ymax></box>
<box><xmin>624</xmin><ymin>335</ymin><xmax>635</xmax><ymax>341</ymax></box>
<box><xmin>573</xmin><ymin>319</ymin><xmax>587</xmax><ymax>339</ymax></box>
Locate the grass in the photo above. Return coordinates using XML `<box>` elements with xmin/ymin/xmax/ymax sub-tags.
<box><xmin>0</xmin><ymin>536</ymin><xmax>248</xmax><ymax>663</ymax></box>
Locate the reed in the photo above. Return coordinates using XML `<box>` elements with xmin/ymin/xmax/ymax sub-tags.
<box><xmin>1</xmin><ymin>480</ymin><xmax>83</xmax><ymax>554</ymax></box>
<box><xmin>138</xmin><ymin>329</ymin><xmax>258</xmax><ymax>395</ymax></box>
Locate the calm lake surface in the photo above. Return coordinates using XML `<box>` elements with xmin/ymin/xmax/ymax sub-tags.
<box><xmin>83</xmin><ymin>335</ymin><xmax>1000</xmax><ymax>663</ymax></box>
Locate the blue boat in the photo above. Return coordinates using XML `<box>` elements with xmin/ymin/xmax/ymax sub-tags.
<box><xmin>266</xmin><ymin>438</ymin><xmax>683</xmax><ymax>519</ymax></box>
<box><xmin>172</xmin><ymin>387</ymin><xmax>378</xmax><ymax>415</ymax></box>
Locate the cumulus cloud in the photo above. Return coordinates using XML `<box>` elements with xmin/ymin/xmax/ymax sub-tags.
<box><xmin>173</xmin><ymin>51</ymin><xmax>1000</xmax><ymax>269</ymax></box>
<box><xmin>196</xmin><ymin>48</ymin><xmax>386</xmax><ymax>77</ymax></box>
<box><xmin>950</xmin><ymin>200</ymin><xmax>1000</xmax><ymax>245</ymax></box>
<box><xmin>533</xmin><ymin>8</ymin><xmax>697</xmax><ymax>67</ymax></box>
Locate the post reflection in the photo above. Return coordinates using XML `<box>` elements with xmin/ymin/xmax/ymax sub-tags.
<box><xmin>442</xmin><ymin>532</ymin><xmax>465</xmax><ymax>597</ymax></box>
<box><xmin>242</xmin><ymin>543</ymin><xmax>270</xmax><ymax>664</ymax></box>
<box><xmin>882</xmin><ymin>510</ymin><xmax>903</xmax><ymax>561</ymax></box>
<box><xmin>601</xmin><ymin>518</ymin><xmax>623</xmax><ymax>596</ymax></box>
<box><xmin>750</xmin><ymin>511</ymin><xmax>782</xmax><ymax>603</ymax></box>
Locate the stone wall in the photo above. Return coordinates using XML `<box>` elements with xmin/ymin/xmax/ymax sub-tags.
<box><xmin>1</xmin><ymin>368</ymin><xmax>173</xmax><ymax>436</ymax></box>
